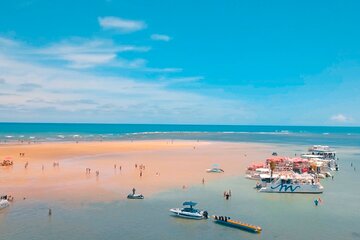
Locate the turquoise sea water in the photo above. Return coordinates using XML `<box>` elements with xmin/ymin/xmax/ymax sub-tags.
<box><xmin>1</xmin><ymin>123</ymin><xmax>360</xmax><ymax>147</ymax></box>
<box><xmin>1</xmin><ymin>123</ymin><xmax>360</xmax><ymax>240</ymax></box>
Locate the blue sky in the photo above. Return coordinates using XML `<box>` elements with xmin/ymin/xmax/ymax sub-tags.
<box><xmin>0</xmin><ymin>0</ymin><xmax>359</xmax><ymax>125</ymax></box>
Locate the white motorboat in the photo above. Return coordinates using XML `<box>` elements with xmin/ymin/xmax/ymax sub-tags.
<box><xmin>259</xmin><ymin>174</ymin><xmax>324</xmax><ymax>194</ymax></box>
<box><xmin>206</xmin><ymin>164</ymin><xmax>224</xmax><ymax>173</ymax></box>
<box><xmin>170</xmin><ymin>201</ymin><xmax>208</xmax><ymax>220</ymax></box>
<box><xmin>206</xmin><ymin>168</ymin><xmax>224</xmax><ymax>173</ymax></box>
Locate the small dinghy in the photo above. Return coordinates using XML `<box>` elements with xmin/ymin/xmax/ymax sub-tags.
<box><xmin>212</xmin><ymin>215</ymin><xmax>262</xmax><ymax>233</ymax></box>
<box><xmin>127</xmin><ymin>188</ymin><xmax>144</xmax><ymax>199</ymax></box>
<box><xmin>127</xmin><ymin>193</ymin><xmax>144</xmax><ymax>199</ymax></box>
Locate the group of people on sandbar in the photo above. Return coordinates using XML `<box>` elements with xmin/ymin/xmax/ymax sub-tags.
<box><xmin>113</xmin><ymin>164</ymin><xmax>122</xmax><ymax>171</ymax></box>
<box><xmin>135</xmin><ymin>163</ymin><xmax>146</xmax><ymax>177</ymax></box>
<box><xmin>215</xmin><ymin>216</ymin><xmax>230</xmax><ymax>221</ymax></box>
<box><xmin>0</xmin><ymin>159</ymin><xmax>13</xmax><ymax>166</ymax></box>
<box><xmin>85</xmin><ymin>168</ymin><xmax>100</xmax><ymax>177</ymax></box>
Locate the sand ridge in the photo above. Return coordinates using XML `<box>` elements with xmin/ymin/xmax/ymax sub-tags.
<box><xmin>0</xmin><ymin>140</ymin><xmax>278</xmax><ymax>204</ymax></box>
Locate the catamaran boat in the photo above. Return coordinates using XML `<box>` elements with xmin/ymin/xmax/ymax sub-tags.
<box><xmin>302</xmin><ymin>145</ymin><xmax>338</xmax><ymax>171</ymax></box>
<box><xmin>0</xmin><ymin>196</ymin><xmax>10</xmax><ymax>210</ymax></box>
<box><xmin>170</xmin><ymin>201</ymin><xmax>208</xmax><ymax>220</ymax></box>
<box><xmin>246</xmin><ymin>168</ymin><xmax>271</xmax><ymax>180</ymax></box>
<box><xmin>255</xmin><ymin>173</ymin><xmax>280</xmax><ymax>189</ymax></box>
<box><xmin>302</xmin><ymin>145</ymin><xmax>336</xmax><ymax>160</ymax></box>
<box><xmin>259</xmin><ymin>174</ymin><xmax>324</xmax><ymax>193</ymax></box>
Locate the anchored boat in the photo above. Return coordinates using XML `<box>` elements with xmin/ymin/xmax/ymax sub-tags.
<box><xmin>170</xmin><ymin>201</ymin><xmax>208</xmax><ymax>220</ymax></box>
<box><xmin>212</xmin><ymin>215</ymin><xmax>262</xmax><ymax>233</ymax></box>
<box><xmin>259</xmin><ymin>174</ymin><xmax>324</xmax><ymax>193</ymax></box>
<box><xmin>206</xmin><ymin>164</ymin><xmax>224</xmax><ymax>173</ymax></box>
<box><xmin>127</xmin><ymin>193</ymin><xmax>144</xmax><ymax>199</ymax></box>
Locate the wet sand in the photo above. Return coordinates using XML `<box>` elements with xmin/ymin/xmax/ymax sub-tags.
<box><xmin>0</xmin><ymin>140</ymin><xmax>279</xmax><ymax>204</ymax></box>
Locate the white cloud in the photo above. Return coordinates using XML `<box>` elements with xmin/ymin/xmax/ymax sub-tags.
<box><xmin>159</xmin><ymin>76</ymin><xmax>204</xmax><ymax>85</ymax></box>
<box><xmin>98</xmin><ymin>16</ymin><xmax>146</xmax><ymax>33</ymax></box>
<box><xmin>143</xmin><ymin>67</ymin><xmax>182</xmax><ymax>73</ymax></box>
<box><xmin>151</xmin><ymin>34</ymin><xmax>171</xmax><ymax>42</ymax></box>
<box><xmin>330</xmin><ymin>114</ymin><xmax>352</xmax><ymax>123</ymax></box>
<box><xmin>0</xmin><ymin>42</ymin><xmax>248</xmax><ymax>123</ymax></box>
<box><xmin>61</xmin><ymin>53</ymin><xmax>116</xmax><ymax>68</ymax></box>
<box><xmin>1</xmin><ymin>37</ymin><xmax>151</xmax><ymax>69</ymax></box>
<box><xmin>36</xmin><ymin>38</ymin><xmax>150</xmax><ymax>68</ymax></box>
<box><xmin>17</xmin><ymin>83</ymin><xmax>42</xmax><ymax>92</ymax></box>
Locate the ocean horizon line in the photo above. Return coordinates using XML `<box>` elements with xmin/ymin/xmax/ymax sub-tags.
<box><xmin>0</xmin><ymin>122</ymin><xmax>359</xmax><ymax>128</ymax></box>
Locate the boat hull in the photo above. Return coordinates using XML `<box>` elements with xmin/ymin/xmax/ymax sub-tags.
<box><xmin>259</xmin><ymin>183</ymin><xmax>323</xmax><ymax>193</ymax></box>
<box><xmin>170</xmin><ymin>208</ymin><xmax>203</xmax><ymax>220</ymax></box>
<box><xmin>127</xmin><ymin>194</ymin><xmax>144</xmax><ymax>199</ymax></box>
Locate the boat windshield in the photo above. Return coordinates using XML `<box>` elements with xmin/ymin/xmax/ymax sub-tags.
<box><xmin>182</xmin><ymin>207</ymin><xmax>199</xmax><ymax>213</ymax></box>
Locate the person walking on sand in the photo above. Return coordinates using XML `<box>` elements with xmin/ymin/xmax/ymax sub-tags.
<box><xmin>114</xmin><ymin>164</ymin><xmax>116</xmax><ymax>169</ymax></box>
<box><xmin>132</xmin><ymin>188</ymin><xmax>136</xmax><ymax>195</ymax></box>
<box><xmin>202</xmin><ymin>178</ymin><xmax>205</xmax><ymax>184</ymax></box>
<box><xmin>140</xmin><ymin>171</ymin><xmax>142</xmax><ymax>177</ymax></box>
<box><xmin>119</xmin><ymin>165</ymin><xmax>122</xmax><ymax>171</ymax></box>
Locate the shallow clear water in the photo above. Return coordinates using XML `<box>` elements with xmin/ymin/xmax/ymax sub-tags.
<box><xmin>1</xmin><ymin>150</ymin><xmax>359</xmax><ymax>240</ymax></box>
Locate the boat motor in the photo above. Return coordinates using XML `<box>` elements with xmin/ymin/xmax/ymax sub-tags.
<box><xmin>203</xmin><ymin>211</ymin><xmax>208</xmax><ymax>219</ymax></box>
